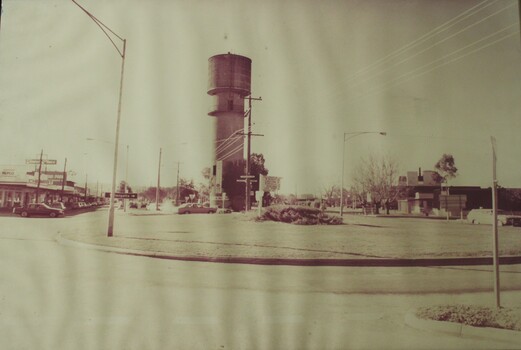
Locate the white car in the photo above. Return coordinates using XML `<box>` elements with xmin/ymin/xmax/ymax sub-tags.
<box><xmin>467</xmin><ymin>209</ymin><xmax>520</xmax><ymax>226</ymax></box>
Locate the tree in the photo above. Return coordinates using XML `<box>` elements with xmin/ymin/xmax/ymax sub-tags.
<box><xmin>433</xmin><ymin>154</ymin><xmax>458</xmax><ymax>194</ymax></box>
<box><xmin>352</xmin><ymin>155</ymin><xmax>405</xmax><ymax>214</ymax></box>
<box><xmin>201</xmin><ymin>167</ymin><xmax>211</xmax><ymax>181</ymax></box>
<box><xmin>140</xmin><ymin>187</ymin><xmax>167</xmax><ymax>202</ymax></box>
<box><xmin>119</xmin><ymin>181</ymin><xmax>132</xmax><ymax>193</ymax></box>
<box><xmin>250</xmin><ymin>153</ymin><xmax>269</xmax><ymax>178</ymax></box>
<box><xmin>321</xmin><ymin>185</ymin><xmax>341</xmax><ymax>207</ymax></box>
<box><xmin>221</xmin><ymin>153</ymin><xmax>269</xmax><ymax>210</ymax></box>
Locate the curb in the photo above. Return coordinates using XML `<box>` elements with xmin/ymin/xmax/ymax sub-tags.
<box><xmin>404</xmin><ymin>312</ymin><xmax>521</xmax><ymax>345</ymax></box>
<box><xmin>57</xmin><ymin>235</ymin><xmax>521</xmax><ymax>267</ymax></box>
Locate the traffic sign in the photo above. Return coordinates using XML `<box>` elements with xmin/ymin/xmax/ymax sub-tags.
<box><xmin>105</xmin><ymin>192</ymin><xmax>137</xmax><ymax>199</ymax></box>
<box><xmin>25</xmin><ymin>159</ymin><xmax>57</xmax><ymax>165</ymax></box>
<box><xmin>260</xmin><ymin>175</ymin><xmax>281</xmax><ymax>192</ymax></box>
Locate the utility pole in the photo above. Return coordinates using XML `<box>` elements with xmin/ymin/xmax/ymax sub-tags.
<box><xmin>340</xmin><ymin>132</ymin><xmax>386</xmax><ymax>216</ymax></box>
<box><xmin>156</xmin><ymin>148</ymin><xmax>162</xmax><ymax>211</ymax></box>
<box><xmin>243</xmin><ymin>95</ymin><xmax>263</xmax><ymax>211</ymax></box>
<box><xmin>491</xmin><ymin>136</ymin><xmax>501</xmax><ymax>308</ymax></box>
<box><xmin>84</xmin><ymin>174</ymin><xmax>88</xmax><ymax>200</ymax></box>
<box><xmin>35</xmin><ymin>150</ymin><xmax>44</xmax><ymax>203</ymax></box>
<box><xmin>176</xmin><ymin>161</ymin><xmax>181</xmax><ymax>206</ymax></box>
<box><xmin>61</xmin><ymin>157</ymin><xmax>67</xmax><ymax>202</ymax></box>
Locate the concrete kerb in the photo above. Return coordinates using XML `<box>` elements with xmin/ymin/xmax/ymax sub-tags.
<box><xmin>404</xmin><ymin>312</ymin><xmax>521</xmax><ymax>346</ymax></box>
<box><xmin>56</xmin><ymin>234</ymin><xmax>521</xmax><ymax>267</ymax></box>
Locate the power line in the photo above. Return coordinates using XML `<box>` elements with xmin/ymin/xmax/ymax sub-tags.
<box><xmin>214</xmin><ymin>129</ymin><xmax>244</xmax><ymax>156</ymax></box>
<box><xmin>215</xmin><ymin>127</ymin><xmax>244</xmax><ymax>145</ymax></box>
<box><xmin>216</xmin><ymin>137</ymin><xmax>243</xmax><ymax>159</ymax></box>
<box><xmin>216</xmin><ymin>136</ymin><xmax>242</xmax><ymax>151</ymax></box>
<box><xmin>217</xmin><ymin>144</ymin><xmax>243</xmax><ymax>162</ymax></box>
<box><xmin>340</xmin><ymin>0</ymin><xmax>497</xmax><ymax>89</ymax></box>
<box><xmin>342</xmin><ymin>23</ymin><xmax>518</xmax><ymax>105</ymax></box>
<box><xmin>214</xmin><ymin>109</ymin><xmax>250</xmax><ymax>146</ymax></box>
<box><xmin>343</xmin><ymin>1</ymin><xmax>516</xmax><ymax>93</ymax></box>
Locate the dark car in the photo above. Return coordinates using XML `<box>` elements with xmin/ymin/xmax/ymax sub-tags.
<box><xmin>178</xmin><ymin>203</ymin><xmax>217</xmax><ymax>214</ymax></box>
<box><xmin>50</xmin><ymin>202</ymin><xmax>66</xmax><ymax>210</ymax></box>
<box><xmin>13</xmin><ymin>203</ymin><xmax>65</xmax><ymax>218</ymax></box>
<box><xmin>509</xmin><ymin>217</ymin><xmax>521</xmax><ymax>227</ymax></box>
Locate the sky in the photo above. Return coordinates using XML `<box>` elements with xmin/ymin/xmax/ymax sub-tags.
<box><xmin>0</xmin><ymin>0</ymin><xmax>520</xmax><ymax>195</ymax></box>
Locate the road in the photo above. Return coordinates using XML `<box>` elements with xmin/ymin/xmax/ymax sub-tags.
<box><xmin>0</xmin><ymin>211</ymin><xmax>520</xmax><ymax>349</ymax></box>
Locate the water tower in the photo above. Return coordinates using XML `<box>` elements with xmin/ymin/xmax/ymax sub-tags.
<box><xmin>207</xmin><ymin>53</ymin><xmax>251</xmax><ymax>204</ymax></box>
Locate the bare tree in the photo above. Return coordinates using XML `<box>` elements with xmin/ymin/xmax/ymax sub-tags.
<box><xmin>352</xmin><ymin>155</ymin><xmax>405</xmax><ymax>214</ymax></box>
<box><xmin>321</xmin><ymin>185</ymin><xmax>341</xmax><ymax>207</ymax></box>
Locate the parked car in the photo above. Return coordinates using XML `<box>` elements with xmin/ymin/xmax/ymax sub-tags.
<box><xmin>178</xmin><ymin>203</ymin><xmax>217</xmax><ymax>214</ymax></box>
<box><xmin>13</xmin><ymin>203</ymin><xmax>65</xmax><ymax>218</ymax></box>
<box><xmin>467</xmin><ymin>209</ymin><xmax>521</xmax><ymax>226</ymax></box>
<box><xmin>49</xmin><ymin>202</ymin><xmax>66</xmax><ymax>210</ymax></box>
<box><xmin>511</xmin><ymin>217</ymin><xmax>521</xmax><ymax>227</ymax></box>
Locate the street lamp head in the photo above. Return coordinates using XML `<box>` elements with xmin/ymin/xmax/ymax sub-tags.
<box><xmin>379</xmin><ymin>132</ymin><xmax>387</xmax><ymax>136</ymax></box>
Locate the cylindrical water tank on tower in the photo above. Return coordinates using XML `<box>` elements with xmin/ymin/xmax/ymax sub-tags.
<box><xmin>207</xmin><ymin>53</ymin><xmax>251</xmax><ymax>207</ymax></box>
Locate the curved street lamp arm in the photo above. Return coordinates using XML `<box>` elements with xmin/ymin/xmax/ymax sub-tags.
<box><xmin>344</xmin><ymin>131</ymin><xmax>387</xmax><ymax>142</ymax></box>
<box><xmin>71</xmin><ymin>0</ymin><xmax>125</xmax><ymax>57</ymax></box>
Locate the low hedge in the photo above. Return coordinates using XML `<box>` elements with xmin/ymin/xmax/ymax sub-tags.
<box><xmin>416</xmin><ymin>305</ymin><xmax>521</xmax><ymax>331</ymax></box>
<box><xmin>257</xmin><ymin>205</ymin><xmax>343</xmax><ymax>225</ymax></box>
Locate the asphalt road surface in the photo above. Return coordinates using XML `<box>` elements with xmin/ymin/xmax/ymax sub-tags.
<box><xmin>1</xmin><ymin>211</ymin><xmax>520</xmax><ymax>349</ymax></box>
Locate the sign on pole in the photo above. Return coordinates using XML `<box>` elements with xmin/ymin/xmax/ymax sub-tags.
<box><xmin>105</xmin><ymin>192</ymin><xmax>137</xmax><ymax>199</ymax></box>
<box><xmin>25</xmin><ymin>159</ymin><xmax>57</xmax><ymax>165</ymax></box>
<box><xmin>260</xmin><ymin>175</ymin><xmax>281</xmax><ymax>192</ymax></box>
<box><xmin>215</xmin><ymin>160</ymin><xmax>223</xmax><ymax>193</ymax></box>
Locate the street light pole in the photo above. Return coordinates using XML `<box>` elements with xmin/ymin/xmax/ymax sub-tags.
<box><xmin>107</xmin><ymin>38</ymin><xmax>126</xmax><ymax>236</ymax></box>
<box><xmin>61</xmin><ymin>157</ymin><xmax>67</xmax><ymax>202</ymax></box>
<box><xmin>123</xmin><ymin>144</ymin><xmax>129</xmax><ymax>212</ymax></box>
<box><xmin>72</xmin><ymin>0</ymin><xmax>127</xmax><ymax>237</ymax></box>
<box><xmin>340</xmin><ymin>131</ymin><xmax>387</xmax><ymax>217</ymax></box>
<box><xmin>491</xmin><ymin>136</ymin><xmax>501</xmax><ymax>308</ymax></box>
<box><xmin>176</xmin><ymin>161</ymin><xmax>181</xmax><ymax>206</ymax></box>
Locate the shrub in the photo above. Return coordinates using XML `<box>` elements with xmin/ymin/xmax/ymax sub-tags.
<box><xmin>416</xmin><ymin>305</ymin><xmax>521</xmax><ymax>331</ymax></box>
<box><xmin>257</xmin><ymin>205</ymin><xmax>343</xmax><ymax>225</ymax></box>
